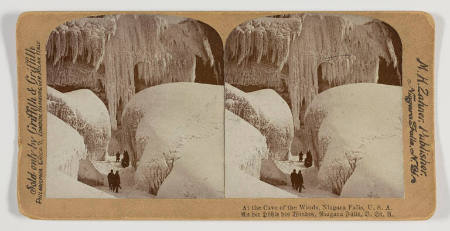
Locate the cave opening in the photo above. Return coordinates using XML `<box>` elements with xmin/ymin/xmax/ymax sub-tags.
<box><xmin>194</xmin><ymin>55</ymin><xmax>219</xmax><ymax>85</ymax></box>
<box><xmin>377</xmin><ymin>56</ymin><xmax>402</xmax><ymax>85</ymax></box>
<box><xmin>133</xmin><ymin>63</ymin><xmax>148</xmax><ymax>94</ymax></box>
<box><xmin>317</xmin><ymin>63</ymin><xmax>332</xmax><ymax>93</ymax></box>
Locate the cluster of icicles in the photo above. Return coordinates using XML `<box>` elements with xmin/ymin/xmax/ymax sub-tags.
<box><xmin>225</xmin><ymin>14</ymin><xmax>400</xmax><ymax>130</ymax></box>
<box><xmin>46</xmin><ymin>15</ymin><xmax>216</xmax><ymax>129</ymax></box>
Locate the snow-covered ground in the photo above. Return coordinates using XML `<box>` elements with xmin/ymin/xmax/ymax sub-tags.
<box><xmin>157</xmin><ymin>131</ymin><xmax>224</xmax><ymax>198</ymax></box>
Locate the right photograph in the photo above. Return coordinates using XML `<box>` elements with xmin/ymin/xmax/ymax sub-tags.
<box><xmin>224</xmin><ymin>13</ymin><xmax>404</xmax><ymax>198</ymax></box>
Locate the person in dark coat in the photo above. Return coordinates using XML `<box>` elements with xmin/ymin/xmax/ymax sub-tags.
<box><xmin>290</xmin><ymin>169</ymin><xmax>298</xmax><ymax>189</ymax></box>
<box><xmin>107</xmin><ymin>169</ymin><xmax>114</xmax><ymax>191</ymax></box>
<box><xmin>115</xmin><ymin>152</ymin><xmax>120</xmax><ymax>162</ymax></box>
<box><xmin>114</xmin><ymin>170</ymin><xmax>121</xmax><ymax>193</ymax></box>
<box><xmin>297</xmin><ymin>169</ymin><xmax>304</xmax><ymax>193</ymax></box>
<box><xmin>304</xmin><ymin>151</ymin><xmax>313</xmax><ymax>167</ymax></box>
<box><xmin>299</xmin><ymin>151</ymin><xmax>304</xmax><ymax>162</ymax></box>
<box><xmin>121</xmin><ymin>151</ymin><xmax>129</xmax><ymax>168</ymax></box>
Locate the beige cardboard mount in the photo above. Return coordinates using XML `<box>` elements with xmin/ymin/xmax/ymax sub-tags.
<box><xmin>16</xmin><ymin>11</ymin><xmax>435</xmax><ymax>220</ymax></box>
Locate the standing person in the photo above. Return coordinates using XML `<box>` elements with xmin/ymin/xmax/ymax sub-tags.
<box><xmin>299</xmin><ymin>151</ymin><xmax>304</xmax><ymax>162</ymax></box>
<box><xmin>297</xmin><ymin>169</ymin><xmax>304</xmax><ymax>193</ymax></box>
<box><xmin>107</xmin><ymin>169</ymin><xmax>114</xmax><ymax>191</ymax></box>
<box><xmin>304</xmin><ymin>151</ymin><xmax>313</xmax><ymax>167</ymax></box>
<box><xmin>115</xmin><ymin>152</ymin><xmax>120</xmax><ymax>163</ymax></box>
<box><xmin>121</xmin><ymin>151</ymin><xmax>129</xmax><ymax>168</ymax></box>
<box><xmin>290</xmin><ymin>169</ymin><xmax>297</xmax><ymax>189</ymax></box>
<box><xmin>114</xmin><ymin>170</ymin><xmax>121</xmax><ymax>193</ymax></box>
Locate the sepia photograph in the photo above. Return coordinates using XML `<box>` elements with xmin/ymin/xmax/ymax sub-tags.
<box><xmin>224</xmin><ymin>13</ymin><xmax>404</xmax><ymax>198</ymax></box>
<box><xmin>45</xmin><ymin>14</ymin><xmax>225</xmax><ymax>198</ymax></box>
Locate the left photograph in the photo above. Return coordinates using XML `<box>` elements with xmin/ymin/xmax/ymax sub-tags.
<box><xmin>45</xmin><ymin>14</ymin><xmax>225</xmax><ymax>198</ymax></box>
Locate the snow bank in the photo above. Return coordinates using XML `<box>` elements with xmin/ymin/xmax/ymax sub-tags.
<box><xmin>46</xmin><ymin>174</ymin><xmax>114</xmax><ymax>198</ymax></box>
<box><xmin>260</xmin><ymin>159</ymin><xmax>288</xmax><ymax>185</ymax></box>
<box><xmin>225</xmin><ymin>110</ymin><xmax>268</xmax><ymax>178</ymax></box>
<box><xmin>122</xmin><ymin>82</ymin><xmax>224</xmax><ymax>195</ymax></box>
<box><xmin>47</xmin><ymin>113</ymin><xmax>87</xmax><ymax>179</ymax></box>
<box><xmin>225</xmin><ymin>83</ymin><xmax>294</xmax><ymax>160</ymax></box>
<box><xmin>47</xmin><ymin>86</ymin><xmax>111</xmax><ymax>161</ymax></box>
<box><xmin>341</xmin><ymin>137</ymin><xmax>404</xmax><ymax>197</ymax></box>
<box><xmin>77</xmin><ymin>159</ymin><xmax>107</xmax><ymax>187</ymax></box>
<box><xmin>156</xmin><ymin>132</ymin><xmax>224</xmax><ymax>198</ymax></box>
<box><xmin>304</xmin><ymin>83</ymin><xmax>402</xmax><ymax>195</ymax></box>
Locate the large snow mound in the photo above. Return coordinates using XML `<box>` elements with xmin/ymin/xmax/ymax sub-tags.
<box><xmin>225</xmin><ymin>83</ymin><xmax>294</xmax><ymax>160</ymax></box>
<box><xmin>304</xmin><ymin>83</ymin><xmax>402</xmax><ymax>195</ymax></box>
<box><xmin>122</xmin><ymin>82</ymin><xmax>224</xmax><ymax>195</ymax></box>
<box><xmin>225</xmin><ymin>110</ymin><xmax>268</xmax><ymax>178</ymax></box>
<box><xmin>47</xmin><ymin>113</ymin><xmax>87</xmax><ymax>179</ymax></box>
<box><xmin>47</xmin><ymin>86</ymin><xmax>111</xmax><ymax>161</ymax></box>
<box><xmin>341</xmin><ymin>137</ymin><xmax>404</xmax><ymax>197</ymax></box>
<box><xmin>156</xmin><ymin>131</ymin><xmax>224</xmax><ymax>198</ymax></box>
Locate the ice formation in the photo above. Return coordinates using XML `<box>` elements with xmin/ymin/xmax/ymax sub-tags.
<box><xmin>225</xmin><ymin>110</ymin><xmax>268</xmax><ymax>178</ymax></box>
<box><xmin>121</xmin><ymin>82</ymin><xmax>224</xmax><ymax>195</ymax></box>
<box><xmin>46</xmin><ymin>15</ymin><xmax>223</xmax><ymax>129</ymax></box>
<box><xmin>47</xmin><ymin>113</ymin><xmax>87</xmax><ymax>179</ymax></box>
<box><xmin>225</xmin><ymin>83</ymin><xmax>294</xmax><ymax>160</ymax></box>
<box><xmin>304</xmin><ymin>83</ymin><xmax>402</xmax><ymax>195</ymax></box>
<box><xmin>47</xmin><ymin>86</ymin><xmax>111</xmax><ymax>160</ymax></box>
<box><xmin>225</xmin><ymin>14</ymin><xmax>402</xmax><ymax>131</ymax></box>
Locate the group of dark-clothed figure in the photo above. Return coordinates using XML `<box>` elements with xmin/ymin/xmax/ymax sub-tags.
<box><xmin>115</xmin><ymin>151</ymin><xmax>130</xmax><ymax>168</ymax></box>
<box><xmin>290</xmin><ymin>169</ymin><xmax>305</xmax><ymax>193</ymax></box>
<box><xmin>107</xmin><ymin>170</ymin><xmax>121</xmax><ymax>193</ymax></box>
<box><xmin>298</xmin><ymin>151</ymin><xmax>313</xmax><ymax>168</ymax></box>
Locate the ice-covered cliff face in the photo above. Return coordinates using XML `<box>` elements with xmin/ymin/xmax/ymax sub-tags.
<box><xmin>224</xmin><ymin>14</ymin><xmax>402</xmax><ymax>131</ymax></box>
<box><xmin>46</xmin><ymin>15</ymin><xmax>223</xmax><ymax>129</ymax></box>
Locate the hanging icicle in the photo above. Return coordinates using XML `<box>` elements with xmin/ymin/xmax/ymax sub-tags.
<box><xmin>225</xmin><ymin>13</ymin><xmax>402</xmax><ymax>131</ymax></box>
<box><xmin>46</xmin><ymin>15</ymin><xmax>218</xmax><ymax>129</ymax></box>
